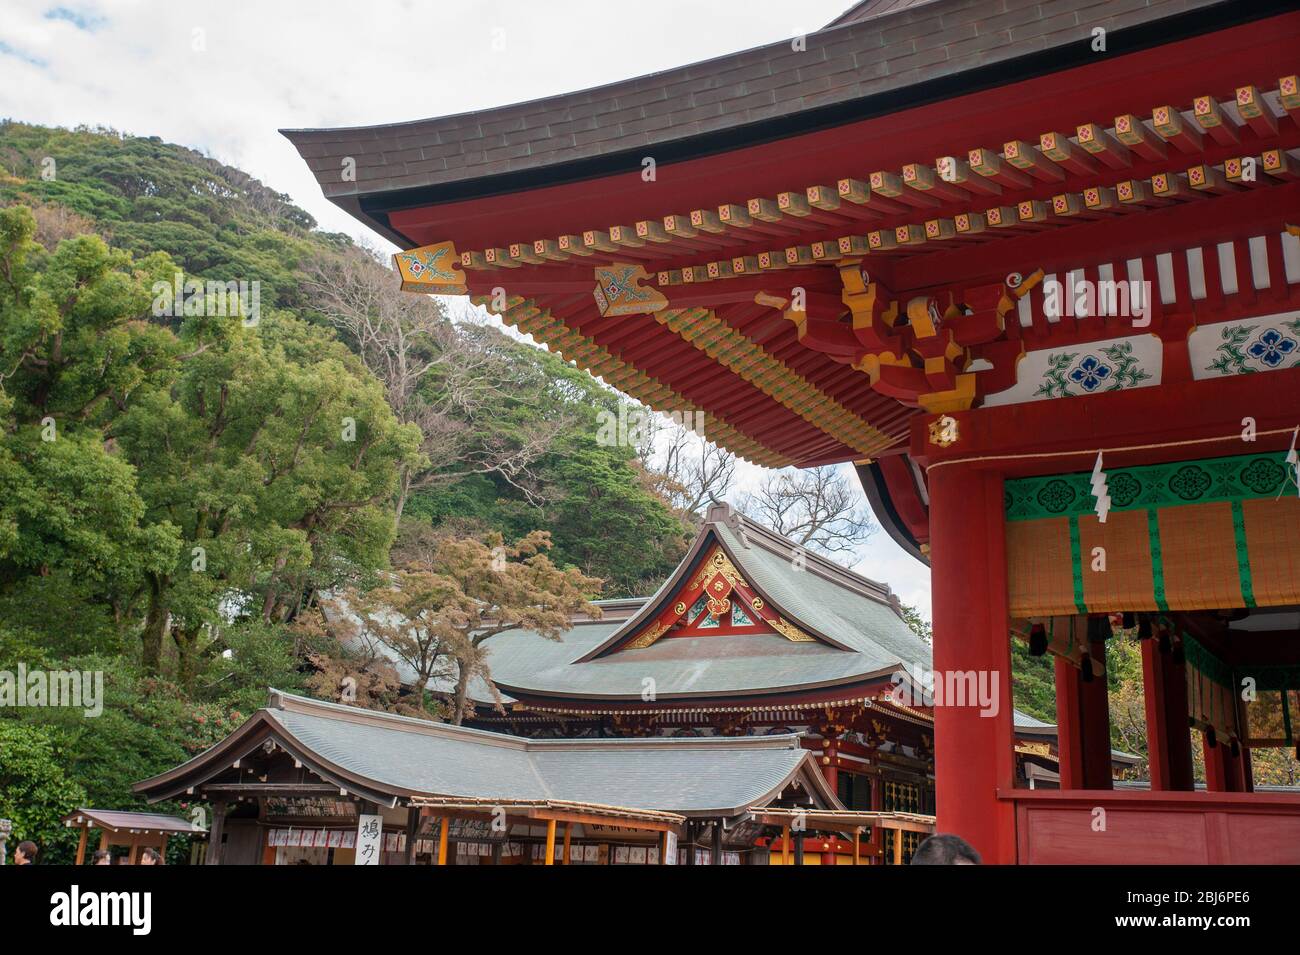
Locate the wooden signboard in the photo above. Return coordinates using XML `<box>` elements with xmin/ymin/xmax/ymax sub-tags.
<box><xmin>355</xmin><ymin>814</ymin><xmax>383</xmax><ymax>866</ymax></box>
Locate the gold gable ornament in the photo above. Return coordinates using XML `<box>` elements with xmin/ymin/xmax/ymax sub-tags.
<box><xmin>624</xmin><ymin>620</ymin><xmax>671</xmax><ymax>650</ymax></box>
<box><xmin>771</xmin><ymin>617</ymin><xmax>817</xmax><ymax>643</ymax></box>
<box><xmin>689</xmin><ymin>548</ymin><xmax>748</xmax><ymax>592</ymax></box>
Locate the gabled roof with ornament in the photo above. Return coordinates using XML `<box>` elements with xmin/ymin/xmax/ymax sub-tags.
<box><xmin>469</xmin><ymin>502</ymin><xmax>932</xmax><ymax>704</ymax></box>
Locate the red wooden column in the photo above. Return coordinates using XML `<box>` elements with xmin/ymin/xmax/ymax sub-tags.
<box><xmin>868</xmin><ymin>774</ymin><xmax>883</xmax><ymax>865</ymax></box>
<box><xmin>1204</xmin><ymin>737</ymin><xmax>1250</xmax><ymax>792</ymax></box>
<box><xmin>1141</xmin><ymin>635</ymin><xmax>1195</xmax><ymax>790</ymax></box>
<box><xmin>1053</xmin><ymin>655</ymin><xmax>1085</xmax><ymax>790</ymax></box>
<box><xmin>1162</xmin><ymin>640</ymin><xmax>1196</xmax><ymax>790</ymax></box>
<box><xmin>1078</xmin><ymin>647</ymin><xmax>1114</xmax><ymax>790</ymax></box>
<box><xmin>1140</xmin><ymin>637</ymin><xmax>1172</xmax><ymax>789</ymax></box>
<box><xmin>930</xmin><ymin>465</ymin><xmax>1016</xmax><ymax>864</ymax></box>
<box><xmin>818</xmin><ymin>735</ymin><xmax>839</xmax><ymax>867</ymax></box>
<box><xmin>1053</xmin><ymin>626</ymin><xmax>1112</xmax><ymax>791</ymax></box>
<box><xmin>820</xmin><ymin>735</ymin><xmax>839</xmax><ymax>793</ymax></box>
<box><xmin>1240</xmin><ymin>745</ymin><xmax>1254</xmax><ymax>793</ymax></box>
<box><xmin>1202</xmin><ymin>735</ymin><xmax>1236</xmax><ymax>791</ymax></box>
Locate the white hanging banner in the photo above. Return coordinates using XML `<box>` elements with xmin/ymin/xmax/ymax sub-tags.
<box><xmin>663</xmin><ymin>830</ymin><xmax>677</xmax><ymax>865</ymax></box>
<box><xmin>355</xmin><ymin>814</ymin><xmax>383</xmax><ymax>866</ymax></box>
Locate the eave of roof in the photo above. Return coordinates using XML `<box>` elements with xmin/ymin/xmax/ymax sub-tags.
<box><xmin>62</xmin><ymin>809</ymin><xmax>206</xmax><ymax>835</ymax></box>
<box><xmin>134</xmin><ymin>690</ymin><xmax>844</xmax><ymax>817</ymax></box>
<box><xmin>282</xmin><ymin>0</ymin><xmax>1255</xmax><ymax>224</ymax></box>
<box><xmin>855</xmin><ymin>460</ymin><xmax>928</xmax><ymax>565</ymax></box>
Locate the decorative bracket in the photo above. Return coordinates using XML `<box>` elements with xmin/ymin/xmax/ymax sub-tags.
<box><xmin>393</xmin><ymin>241</ymin><xmax>468</xmax><ymax>294</ymax></box>
<box><xmin>593</xmin><ymin>263</ymin><xmax>668</xmax><ymax>316</ymax></box>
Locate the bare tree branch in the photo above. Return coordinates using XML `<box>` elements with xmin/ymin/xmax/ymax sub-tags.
<box><xmin>636</xmin><ymin>409</ymin><xmax>736</xmax><ymax>517</ymax></box>
<box><xmin>737</xmin><ymin>465</ymin><xmax>875</xmax><ymax>558</ymax></box>
<box><xmin>302</xmin><ymin>250</ymin><xmax>565</xmax><ymax>517</ymax></box>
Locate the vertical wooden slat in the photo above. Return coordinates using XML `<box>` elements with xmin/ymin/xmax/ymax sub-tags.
<box><xmin>1232</xmin><ymin>239</ymin><xmax>1257</xmax><ymax>309</ymax></box>
<box><xmin>404</xmin><ymin>806</ymin><xmax>418</xmax><ymax>866</ymax></box>
<box><xmin>1263</xmin><ymin>232</ymin><xmax>1288</xmax><ymax>307</ymax></box>
<box><xmin>1200</xmin><ymin>241</ymin><xmax>1227</xmax><ymax>318</ymax></box>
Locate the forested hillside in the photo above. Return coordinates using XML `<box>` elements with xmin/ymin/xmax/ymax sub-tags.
<box><xmin>0</xmin><ymin>122</ymin><xmax>697</xmax><ymax>860</ymax></box>
<box><xmin>0</xmin><ymin>122</ymin><xmax>696</xmax><ymax>594</ymax></box>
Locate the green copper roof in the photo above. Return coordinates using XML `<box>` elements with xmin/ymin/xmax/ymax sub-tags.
<box><xmin>476</xmin><ymin>504</ymin><xmax>932</xmax><ymax>701</ymax></box>
<box><xmin>136</xmin><ymin>691</ymin><xmax>839</xmax><ymax>815</ymax></box>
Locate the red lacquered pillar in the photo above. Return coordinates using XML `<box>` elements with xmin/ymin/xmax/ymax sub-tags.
<box><xmin>930</xmin><ymin>465</ymin><xmax>1017</xmax><ymax>864</ymax></box>
<box><xmin>1053</xmin><ymin>654</ymin><xmax>1085</xmax><ymax>790</ymax></box>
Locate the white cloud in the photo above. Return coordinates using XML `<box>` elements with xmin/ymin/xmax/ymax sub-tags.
<box><xmin>2</xmin><ymin>0</ymin><xmax>930</xmax><ymax>617</ymax></box>
<box><xmin>2</xmin><ymin>0</ymin><xmax>849</xmax><ymax>244</ymax></box>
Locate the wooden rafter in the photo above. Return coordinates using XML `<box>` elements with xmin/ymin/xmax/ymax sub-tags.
<box><xmin>444</xmin><ymin>78</ymin><xmax>1298</xmax><ymax>279</ymax></box>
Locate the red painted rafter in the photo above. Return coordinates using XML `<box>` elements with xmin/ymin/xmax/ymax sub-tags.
<box><xmin>418</xmin><ymin>16</ymin><xmax>1300</xmax><ymax>469</ymax></box>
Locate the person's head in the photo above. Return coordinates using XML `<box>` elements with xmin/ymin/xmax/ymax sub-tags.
<box><xmin>909</xmin><ymin>833</ymin><xmax>981</xmax><ymax>865</ymax></box>
<box><xmin>140</xmin><ymin>848</ymin><xmax>161</xmax><ymax>866</ymax></box>
<box><xmin>92</xmin><ymin>849</ymin><xmax>112</xmax><ymax>865</ymax></box>
<box><xmin>15</xmin><ymin>841</ymin><xmax>38</xmax><ymax>865</ymax></box>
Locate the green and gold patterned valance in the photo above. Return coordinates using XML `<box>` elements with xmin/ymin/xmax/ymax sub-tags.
<box><xmin>1005</xmin><ymin>453</ymin><xmax>1293</xmax><ymax>521</ymax></box>
<box><xmin>1005</xmin><ymin>453</ymin><xmax>1300</xmax><ymax>617</ymax></box>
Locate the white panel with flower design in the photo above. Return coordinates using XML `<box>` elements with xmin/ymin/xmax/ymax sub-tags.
<box><xmin>1189</xmin><ymin>310</ymin><xmax>1300</xmax><ymax>379</ymax></box>
<box><xmin>981</xmin><ymin>334</ymin><xmax>1163</xmax><ymax>407</ymax></box>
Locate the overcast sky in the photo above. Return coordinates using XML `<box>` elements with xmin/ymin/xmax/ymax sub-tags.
<box><xmin>1</xmin><ymin>0</ymin><xmax>933</xmax><ymax>616</ymax></box>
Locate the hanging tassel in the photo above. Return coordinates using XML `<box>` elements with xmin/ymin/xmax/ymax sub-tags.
<box><xmin>1206</xmin><ymin>727</ymin><xmax>1218</xmax><ymax>748</ymax></box>
<box><xmin>1157</xmin><ymin>630</ymin><xmax>1171</xmax><ymax>654</ymax></box>
<box><xmin>1029</xmin><ymin>622</ymin><xmax>1048</xmax><ymax>656</ymax></box>
<box><xmin>1122</xmin><ymin>612</ymin><xmax>1136</xmax><ymax>630</ymax></box>
<box><xmin>1229</xmin><ymin>739</ymin><xmax>1240</xmax><ymax>758</ymax></box>
<box><xmin>1081</xmin><ymin>657</ymin><xmax>1095</xmax><ymax>682</ymax></box>
<box><xmin>1088</xmin><ymin>615</ymin><xmax>1112</xmax><ymax>642</ymax></box>
<box><xmin>1137</xmin><ymin>616</ymin><xmax>1152</xmax><ymax>640</ymax></box>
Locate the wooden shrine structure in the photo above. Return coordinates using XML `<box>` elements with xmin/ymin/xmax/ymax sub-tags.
<box><xmin>330</xmin><ymin>501</ymin><xmax>1134</xmax><ymax>864</ymax></box>
<box><xmin>286</xmin><ymin>0</ymin><xmax>1300</xmax><ymax>863</ymax></box>
<box><xmin>60</xmin><ymin>809</ymin><xmax>205</xmax><ymax>865</ymax></box>
<box><xmin>135</xmin><ymin>689</ymin><xmax>941</xmax><ymax>865</ymax></box>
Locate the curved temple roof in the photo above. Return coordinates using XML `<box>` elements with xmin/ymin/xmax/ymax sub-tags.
<box><xmin>135</xmin><ymin>690</ymin><xmax>840</xmax><ymax>817</ymax></box>
<box><xmin>282</xmin><ymin>0</ymin><xmax>1236</xmax><ymax>222</ymax></box>
<box><xmin>335</xmin><ymin>503</ymin><xmax>933</xmax><ymax>705</ymax></box>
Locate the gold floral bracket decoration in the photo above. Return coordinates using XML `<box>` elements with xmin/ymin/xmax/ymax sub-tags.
<box><xmin>593</xmin><ymin>263</ymin><xmax>668</xmax><ymax>317</ymax></box>
<box><xmin>393</xmin><ymin>241</ymin><xmax>468</xmax><ymax>294</ymax></box>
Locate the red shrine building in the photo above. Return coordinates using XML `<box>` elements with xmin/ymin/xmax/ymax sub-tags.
<box><xmin>139</xmin><ymin>505</ymin><xmax>1126</xmax><ymax>866</ymax></box>
<box><xmin>336</xmin><ymin>502</ymin><xmax>1133</xmax><ymax>864</ymax></box>
<box><xmin>286</xmin><ymin>0</ymin><xmax>1300</xmax><ymax>863</ymax></box>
